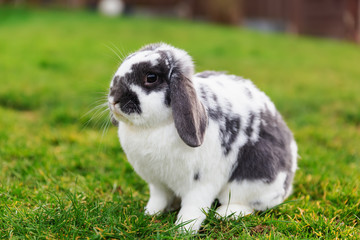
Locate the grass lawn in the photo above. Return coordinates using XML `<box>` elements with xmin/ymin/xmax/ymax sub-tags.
<box><xmin>0</xmin><ymin>7</ymin><xmax>359</xmax><ymax>239</ymax></box>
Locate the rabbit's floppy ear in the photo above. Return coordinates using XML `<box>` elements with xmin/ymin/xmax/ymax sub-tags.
<box><xmin>169</xmin><ymin>68</ymin><xmax>208</xmax><ymax>147</ymax></box>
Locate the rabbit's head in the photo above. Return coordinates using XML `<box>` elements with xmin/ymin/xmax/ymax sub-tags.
<box><xmin>108</xmin><ymin>43</ymin><xmax>208</xmax><ymax>147</ymax></box>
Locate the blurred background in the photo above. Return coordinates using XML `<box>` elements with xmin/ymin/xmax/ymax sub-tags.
<box><xmin>2</xmin><ymin>0</ymin><xmax>360</xmax><ymax>43</ymax></box>
<box><xmin>1</xmin><ymin>0</ymin><xmax>360</xmax><ymax>238</ymax></box>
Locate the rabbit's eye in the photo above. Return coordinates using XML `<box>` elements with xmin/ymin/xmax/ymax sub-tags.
<box><xmin>145</xmin><ymin>73</ymin><xmax>158</xmax><ymax>85</ymax></box>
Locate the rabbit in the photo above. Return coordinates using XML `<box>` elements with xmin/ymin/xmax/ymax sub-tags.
<box><xmin>107</xmin><ymin>43</ymin><xmax>298</xmax><ymax>233</ymax></box>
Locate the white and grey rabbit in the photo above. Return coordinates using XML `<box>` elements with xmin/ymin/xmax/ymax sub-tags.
<box><xmin>107</xmin><ymin>43</ymin><xmax>297</xmax><ymax>232</ymax></box>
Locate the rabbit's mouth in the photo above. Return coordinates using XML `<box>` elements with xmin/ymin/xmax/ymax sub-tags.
<box><xmin>109</xmin><ymin>102</ymin><xmax>124</xmax><ymax>119</ymax></box>
<box><xmin>109</xmin><ymin>102</ymin><xmax>135</xmax><ymax>125</ymax></box>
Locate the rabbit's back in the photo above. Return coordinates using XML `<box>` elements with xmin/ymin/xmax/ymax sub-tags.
<box><xmin>194</xmin><ymin>71</ymin><xmax>297</xmax><ymax>198</ymax></box>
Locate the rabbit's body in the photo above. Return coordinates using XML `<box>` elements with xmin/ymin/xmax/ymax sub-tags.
<box><xmin>108</xmin><ymin>43</ymin><xmax>297</xmax><ymax>232</ymax></box>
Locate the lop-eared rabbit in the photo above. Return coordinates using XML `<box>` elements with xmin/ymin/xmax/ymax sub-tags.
<box><xmin>108</xmin><ymin>43</ymin><xmax>297</xmax><ymax>232</ymax></box>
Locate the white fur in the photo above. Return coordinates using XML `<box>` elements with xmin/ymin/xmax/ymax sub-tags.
<box><xmin>110</xmin><ymin>44</ymin><xmax>297</xmax><ymax>233</ymax></box>
<box><xmin>118</xmin><ymin>116</ymin><xmax>229</xmax><ymax>233</ymax></box>
<box><xmin>129</xmin><ymin>85</ymin><xmax>172</xmax><ymax>127</ymax></box>
<box><xmin>118</xmin><ymin>120</ymin><xmax>228</xmax><ymax>199</ymax></box>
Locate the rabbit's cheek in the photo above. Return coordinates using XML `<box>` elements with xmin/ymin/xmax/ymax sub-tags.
<box><xmin>130</xmin><ymin>85</ymin><xmax>172</xmax><ymax>125</ymax></box>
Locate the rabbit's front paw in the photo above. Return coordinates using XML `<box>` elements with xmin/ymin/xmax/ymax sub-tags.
<box><xmin>144</xmin><ymin>184</ymin><xmax>174</xmax><ymax>215</ymax></box>
<box><xmin>175</xmin><ymin>207</ymin><xmax>206</xmax><ymax>233</ymax></box>
<box><xmin>144</xmin><ymin>201</ymin><xmax>165</xmax><ymax>215</ymax></box>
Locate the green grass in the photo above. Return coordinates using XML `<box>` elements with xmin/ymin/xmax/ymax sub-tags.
<box><xmin>0</xmin><ymin>7</ymin><xmax>359</xmax><ymax>239</ymax></box>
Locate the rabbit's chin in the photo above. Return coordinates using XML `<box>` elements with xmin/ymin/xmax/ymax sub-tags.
<box><xmin>111</xmin><ymin>111</ymin><xmax>155</xmax><ymax>128</ymax></box>
<box><xmin>110</xmin><ymin>110</ymin><xmax>132</xmax><ymax>125</ymax></box>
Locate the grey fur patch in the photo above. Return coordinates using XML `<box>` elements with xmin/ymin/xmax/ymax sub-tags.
<box><xmin>244</xmin><ymin>87</ymin><xmax>253</xmax><ymax>98</ymax></box>
<box><xmin>229</xmin><ymin>110</ymin><xmax>294</xmax><ymax>186</ymax></box>
<box><xmin>109</xmin><ymin>76</ymin><xmax>120</xmax><ymax>96</ymax></box>
<box><xmin>211</xmin><ymin>92</ymin><xmax>218</xmax><ymax>102</ymax></box>
<box><xmin>208</xmin><ymin>107</ymin><xmax>222</xmax><ymax>120</ymax></box>
<box><xmin>195</xmin><ymin>71</ymin><xmax>225</xmax><ymax>78</ymax></box>
<box><xmin>194</xmin><ymin>172</ymin><xmax>200</xmax><ymax>181</ymax></box>
<box><xmin>112</xmin><ymin>75</ymin><xmax>120</xmax><ymax>88</ymax></box>
<box><xmin>245</xmin><ymin>113</ymin><xmax>255</xmax><ymax>137</ymax></box>
<box><xmin>199</xmin><ymin>85</ymin><xmax>222</xmax><ymax>121</ymax></box>
<box><xmin>199</xmin><ymin>84</ymin><xmax>241</xmax><ymax>155</ymax></box>
<box><xmin>220</xmin><ymin>115</ymin><xmax>241</xmax><ymax>155</ymax></box>
<box><xmin>250</xmin><ymin>201</ymin><xmax>262</xmax><ymax>208</ymax></box>
<box><xmin>164</xmin><ymin>88</ymin><xmax>171</xmax><ymax>107</ymax></box>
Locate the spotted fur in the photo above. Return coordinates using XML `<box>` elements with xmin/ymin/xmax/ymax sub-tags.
<box><xmin>107</xmin><ymin>43</ymin><xmax>298</xmax><ymax>233</ymax></box>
